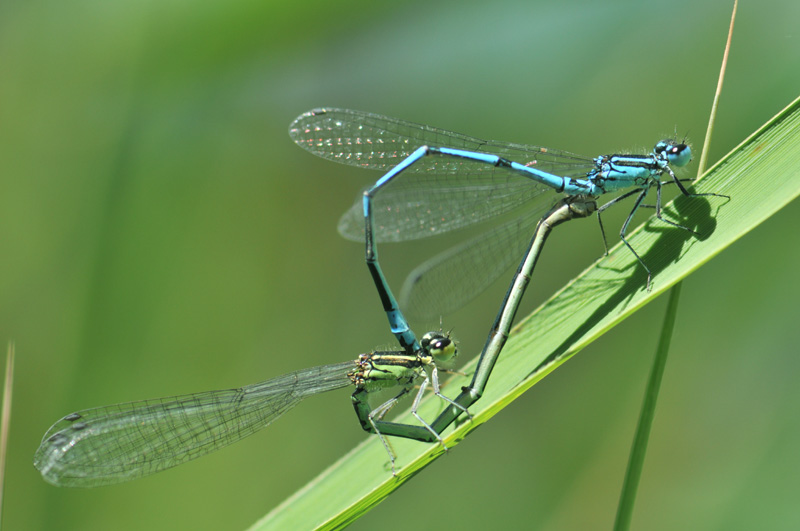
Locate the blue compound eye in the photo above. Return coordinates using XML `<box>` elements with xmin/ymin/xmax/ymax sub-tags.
<box><xmin>655</xmin><ymin>139</ymin><xmax>692</xmax><ymax>167</ymax></box>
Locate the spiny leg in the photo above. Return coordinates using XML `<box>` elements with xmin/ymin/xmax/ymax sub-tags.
<box><xmin>426</xmin><ymin>365</ymin><xmax>472</xmax><ymax>421</ymax></box>
<box><xmin>367</xmin><ymin>387</ymin><xmax>412</xmax><ymax>475</ymax></box>
<box><xmin>668</xmin><ymin>166</ymin><xmax>730</xmax><ymax>200</ymax></box>
<box><xmin>408</xmin><ymin>376</ymin><xmax>446</xmax><ymax>449</ymax></box>
<box><xmin>618</xmin><ymin>186</ymin><xmax>654</xmax><ymax>289</ymax></box>
<box><xmin>596</xmin><ymin>188</ymin><xmax>641</xmax><ymax>255</ymax></box>
<box><xmin>652</xmin><ymin>179</ymin><xmax>699</xmax><ymax>235</ymax></box>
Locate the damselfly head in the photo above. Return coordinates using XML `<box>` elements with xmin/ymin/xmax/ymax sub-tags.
<box><xmin>654</xmin><ymin>139</ymin><xmax>692</xmax><ymax>167</ymax></box>
<box><xmin>421</xmin><ymin>331</ymin><xmax>457</xmax><ymax>362</ymax></box>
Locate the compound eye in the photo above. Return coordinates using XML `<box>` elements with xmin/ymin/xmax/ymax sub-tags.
<box><xmin>655</xmin><ymin>139</ymin><xmax>692</xmax><ymax>167</ymax></box>
<box><xmin>421</xmin><ymin>331</ymin><xmax>457</xmax><ymax>361</ymax></box>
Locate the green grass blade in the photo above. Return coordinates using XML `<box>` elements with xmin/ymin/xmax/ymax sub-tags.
<box><xmin>250</xmin><ymin>93</ymin><xmax>800</xmax><ymax>530</ymax></box>
<box><xmin>613</xmin><ymin>282</ymin><xmax>682</xmax><ymax>531</ymax></box>
<box><xmin>0</xmin><ymin>342</ymin><xmax>14</xmax><ymax>527</ymax></box>
<box><xmin>614</xmin><ymin>5</ymin><xmax>739</xmax><ymax>528</ymax></box>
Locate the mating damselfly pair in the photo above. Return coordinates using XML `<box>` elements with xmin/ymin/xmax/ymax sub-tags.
<box><xmin>34</xmin><ymin>108</ymin><xmax>724</xmax><ymax>487</ymax></box>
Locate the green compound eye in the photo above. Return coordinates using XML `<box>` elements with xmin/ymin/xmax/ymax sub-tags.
<box><xmin>421</xmin><ymin>331</ymin><xmax>456</xmax><ymax>362</ymax></box>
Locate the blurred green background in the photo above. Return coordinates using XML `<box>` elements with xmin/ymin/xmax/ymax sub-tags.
<box><xmin>3</xmin><ymin>0</ymin><xmax>800</xmax><ymax>529</ymax></box>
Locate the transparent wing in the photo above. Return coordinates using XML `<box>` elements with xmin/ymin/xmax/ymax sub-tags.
<box><xmin>34</xmin><ymin>361</ymin><xmax>356</xmax><ymax>487</ymax></box>
<box><xmin>400</xmin><ymin>207</ymin><xmax>543</xmax><ymax>317</ymax></box>
<box><xmin>290</xmin><ymin>108</ymin><xmax>595</xmax><ymax>242</ymax></box>
<box><xmin>335</xmin><ymin>171</ymin><xmax>566</xmax><ymax>243</ymax></box>
<box><xmin>289</xmin><ymin>108</ymin><xmax>592</xmax><ymax>174</ymax></box>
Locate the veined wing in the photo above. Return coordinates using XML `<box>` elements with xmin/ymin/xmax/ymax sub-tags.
<box><xmin>35</xmin><ymin>361</ymin><xmax>355</xmax><ymax>487</ymax></box>
<box><xmin>400</xmin><ymin>206</ymin><xmax>543</xmax><ymax>317</ymax></box>
<box><xmin>289</xmin><ymin>108</ymin><xmax>591</xmax><ymax>174</ymax></box>
<box><xmin>290</xmin><ymin>108</ymin><xmax>595</xmax><ymax>242</ymax></box>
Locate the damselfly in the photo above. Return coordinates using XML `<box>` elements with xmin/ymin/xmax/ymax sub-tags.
<box><xmin>290</xmin><ymin>108</ymin><xmax>727</xmax><ymax>316</ymax></box>
<box><xmin>35</xmin><ymin>330</ymin><xmax>462</xmax><ymax>486</ymax></box>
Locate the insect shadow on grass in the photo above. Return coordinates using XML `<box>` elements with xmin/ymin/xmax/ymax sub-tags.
<box><xmin>530</xmin><ymin>194</ymin><xmax>719</xmax><ymax>375</ymax></box>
